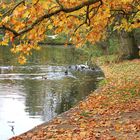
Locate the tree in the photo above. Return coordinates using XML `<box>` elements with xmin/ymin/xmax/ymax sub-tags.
<box><xmin>0</xmin><ymin>0</ymin><xmax>139</xmax><ymax>64</ymax></box>
<box><xmin>118</xmin><ymin>30</ymin><xmax>139</xmax><ymax>59</ymax></box>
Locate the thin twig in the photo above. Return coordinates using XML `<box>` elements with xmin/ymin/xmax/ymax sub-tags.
<box><xmin>2</xmin><ymin>0</ymin><xmax>25</xmax><ymax>17</ymax></box>
<box><xmin>56</xmin><ymin>0</ymin><xmax>64</xmax><ymax>9</ymax></box>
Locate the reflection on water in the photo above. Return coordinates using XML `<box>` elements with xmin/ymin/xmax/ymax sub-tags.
<box><xmin>0</xmin><ymin>45</ymin><xmax>104</xmax><ymax>140</ymax></box>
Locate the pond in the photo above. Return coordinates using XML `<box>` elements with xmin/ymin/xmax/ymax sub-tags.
<box><xmin>0</xmin><ymin>45</ymin><xmax>104</xmax><ymax>140</ymax></box>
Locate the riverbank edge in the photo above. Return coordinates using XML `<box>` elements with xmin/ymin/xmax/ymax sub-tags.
<box><xmin>10</xmin><ymin>59</ymin><xmax>140</xmax><ymax>140</ymax></box>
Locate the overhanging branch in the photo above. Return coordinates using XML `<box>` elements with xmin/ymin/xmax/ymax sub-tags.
<box><xmin>0</xmin><ymin>25</ymin><xmax>19</xmax><ymax>36</ymax></box>
<box><xmin>0</xmin><ymin>0</ymin><xmax>100</xmax><ymax>37</ymax></box>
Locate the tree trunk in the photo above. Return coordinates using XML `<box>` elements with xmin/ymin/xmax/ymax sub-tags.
<box><xmin>118</xmin><ymin>30</ymin><xmax>139</xmax><ymax>59</ymax></box>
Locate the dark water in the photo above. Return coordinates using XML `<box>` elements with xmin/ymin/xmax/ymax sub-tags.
<box><xmin>0</xmin><ymin>45</ymin><xmax>104</xmax><ymax>140</ymax></box>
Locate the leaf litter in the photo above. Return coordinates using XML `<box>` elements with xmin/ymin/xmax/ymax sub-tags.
<box><xmin>10</xmin><ymin>60</ymin><xmax>140</xmax><ymax>140</ymax></box>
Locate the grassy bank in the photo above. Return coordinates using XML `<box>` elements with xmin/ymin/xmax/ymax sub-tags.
<box><xmin>11</xmin><ymin>59</ymin><xmax>140</xmax><ymax>140</ymax></box>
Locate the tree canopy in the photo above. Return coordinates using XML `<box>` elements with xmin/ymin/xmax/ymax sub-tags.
<box><xmin>0</xmin><ymin>0</ymin><xmax>140</xmax><ymax>64</ymax></box>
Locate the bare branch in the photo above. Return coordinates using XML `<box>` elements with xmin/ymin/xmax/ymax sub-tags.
<box><xmin>74</xmin><ymin>5</ymin><xmax>91</xmax><ymax>32</ymax></box>
<box><xmin>33</xmin><ymin>0</ymin><xmax>40</xmax><ymax>6</ymax></box>
<box><xmin>74</xmin><ymin>22</ymin><xmax>85</xmax><ymax>33</ymax></box>
<box><xmin>90</xmin><ymin>1</ymin><xmax>102</xmax><ymax>19</ymax></box>
<box><xmin>85</xmin><ymin>6</ymin><xmax>90</xmax><ymax>26</ymax></box>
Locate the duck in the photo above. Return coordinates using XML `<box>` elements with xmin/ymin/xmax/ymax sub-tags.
<box><xmin>77</xmin><ymin>64</ymin><xmax>89</xmax><ymax>70</ymax></box>
<box><xmin>42</xmin><ymin>75</ymin><xmax>47</xmax><ymax>79</ymax></box>
<box><xmin>64</xmin><ymin>69</ymin><xmax>68</xmax><ymax>75</ymax></box>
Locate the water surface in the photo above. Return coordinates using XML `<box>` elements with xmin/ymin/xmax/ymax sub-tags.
<box><xmin>0</xmin><ymin>45</ymin><xmax>103</xmax><ymax>140</ymax></box>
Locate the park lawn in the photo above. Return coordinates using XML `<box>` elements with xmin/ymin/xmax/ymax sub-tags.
<box><xmin>11</xmin><ymin>59</ymin><xmax>140</xmax><ymax>140</ymax></box>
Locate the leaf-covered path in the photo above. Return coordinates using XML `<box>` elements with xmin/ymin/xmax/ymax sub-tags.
<box><xmin>10</xmin><ymin>60</ymin><xmax>140</xmax><ymax>140</ymax></box>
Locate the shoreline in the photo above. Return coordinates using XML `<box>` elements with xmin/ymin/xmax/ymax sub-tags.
<box><xmin>38</xmin><ymin>42</ymin><xmax>73</xmax><ymax>46</ymax></box>
<box><xmin>10</xmin><ymin>59</ymin><xmax>140</xmax><ymax>140</ymax></box>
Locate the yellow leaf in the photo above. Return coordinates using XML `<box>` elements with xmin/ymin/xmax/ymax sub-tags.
<box><xmin>0</xmin><ymin>39</ymin><xmax>8</xmax><ymax>46</ymax></box>
<box><xmin>2</xmin><ymin>16</ymin><xmax>9</xmax><ymax>23</ymax></box>
<box><xmin>48</xmin><ymin>24</ymin><xmax>53</xmax><ymax>30</ymax></box>
<box><xmin>23</xmin><ymin>11</ymin><xmax>30</xmax><ymax>18</ymax></box>
<box><xmin>18</xmin><ymin>55</ymin><xmax>27</xmax><ymax>64</ymax></box>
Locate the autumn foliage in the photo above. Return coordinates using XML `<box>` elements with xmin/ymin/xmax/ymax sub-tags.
<box><xmin>0</xmin><ymin>0</ymin><xmax>140</xmax><ymax>63</ymax></box>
